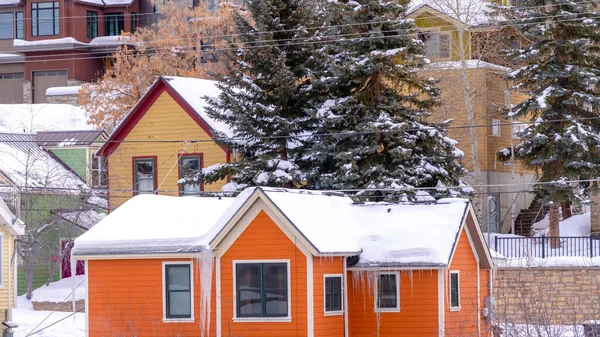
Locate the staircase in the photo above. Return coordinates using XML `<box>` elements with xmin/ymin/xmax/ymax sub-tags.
<box><xmin>514</xmin><ymin>199</ymin><xmax>550</xmax><ymax>236</ymax></box>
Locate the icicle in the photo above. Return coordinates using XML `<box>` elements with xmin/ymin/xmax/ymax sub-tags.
<box><xmin>70</xmin><ymin>248</ymin><xmax>76</xmax><ymax>318</ymax></box>
<box><xmin>197</xmin><ymin>251</ymin><xmax>214</xmax><ymax>337</ymax></box>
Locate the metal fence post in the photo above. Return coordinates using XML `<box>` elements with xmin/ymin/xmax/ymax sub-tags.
<box><xmin>541</xmin><ymin>235</ymin><xmax>546</xmax><ymax>259</ymax></box>
<box><xmin>591</xmin><ymin>236</ymin><xmax>594</xmax><ymax>258</ymax></box>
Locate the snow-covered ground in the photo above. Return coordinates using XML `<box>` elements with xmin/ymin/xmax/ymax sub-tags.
<box><xmin>14</xmin><ymin>296</ymin><xmax>85</xmax><ymax>337</ymax></box>
<box><xmin>12</xmin><ymin>276</ymin><xmax>86</xmax><ymax>337</ymax></box>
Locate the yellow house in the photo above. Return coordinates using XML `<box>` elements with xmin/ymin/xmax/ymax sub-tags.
<box><xmin>0</xmin><ymin>197</ymin><xmax>24</xmax><ymax>322</ymax></box>
<box><xmin>96</xmin><ymin>77</ymin><xmax>232</xmax><ymax>212</ymax></box>
<box><xmin>407</xmin><ymin>0</ymin><xmax>537</xmax><ymax>234</ymax></box>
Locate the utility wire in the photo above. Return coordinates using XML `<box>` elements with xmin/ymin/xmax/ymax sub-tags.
<box><xmin>1</xmin><ymin>116</ymin><xmax>598</xmax><ymax>144</ymax></box>
<box><xmin>2</xmin><ymin>8</ymin><xmax>600</xmax><ymax>61</ymax></box>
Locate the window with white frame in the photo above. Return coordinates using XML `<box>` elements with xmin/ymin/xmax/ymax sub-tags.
<box><xmin>418</xmin><ymin>31</ymin><xmax>450</xmax><ymax>60</ymax></box>
<box><xmin>179</xmin><ymin>155</ymin><xmax>201</xmax><ymax>196</ymax></box>
<box><xmin>450</xmin><ymin>271</ymin><xmax>460</xmax><ymax>310</ymax></box>
<box><xmin>164</xmin><ymin>262</ymin><xmax>193</xmax><ymax>319</ymax></box>
<box><xmin>235</xmin><ymin>261</ymin><xmax>289</xmax><ymax>318</ymax></box>
<box><xmin>133</xmin><ymin>158</ymin><xmax>155</xmax><ymax>195</ymax></box>
<box><xmin>512</xmin><ymin>122</ymin><xmax>528</xmax><ymax>139</ymax></box>
<box><xmin>324</xmin><ymin>275</ymin><xmax>343</xmax><ymax>314</ymax></box>
<box><xmin>491</xmin><ymin>119</ymin><xmax>501</xmax><ymax>136</ymax></box>
<box><xmin>375</xmin><ymin>272</ymin><xmax>399</xmax><ymax>311</ymax></box>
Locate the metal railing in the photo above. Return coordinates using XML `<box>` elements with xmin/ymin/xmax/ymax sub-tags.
<box><xmin>494</xmin><ymin>236</ymin><xmax>600</xmax><ymax>258</ymax></box>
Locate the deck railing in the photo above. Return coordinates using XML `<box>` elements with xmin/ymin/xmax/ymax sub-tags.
<box><xmin>494</xmin><ymin>236</ymin><xmax>600</xmax><ymax>258</ymax></box>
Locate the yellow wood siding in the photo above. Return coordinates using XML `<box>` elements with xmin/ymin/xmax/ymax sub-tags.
<box><xmin>107</xmin><ymin>90</ymin><xmax>228</xmax><ymax>210</ymax></box>
<box><xmin>0</xmin><ymin>231</ymin><xmax>17</xmax><ymax>315</ymax></box>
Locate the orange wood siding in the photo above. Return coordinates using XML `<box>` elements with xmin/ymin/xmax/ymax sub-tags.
<box><xmin>107</xmin><ymin>89</ymin><xmax>228</xmax><ymax>211</ymax></box>
<box><xmin>480</xmin><ymin>269</ymin><xmax>492</xmax><ymax>337</ymax></box>
<box><xmin>446</xmin><ymin>228</ymin><xmax>484</xmax><ymax>337</ymax></box>
<box><xmin>219</xmin><ymin>210</ymin><xmax>308</xmax><ymax>337</ymax></box>
<box><xmin>87</xmin><ymin>258</ymin><xmax>216</xmax><ymax>337</ymax></box>
<box><xmin>347</xmin><ymin>270</ymin><xmax>440</xmax><ymax>336</ymax></box>
<box><xmin>313</xmin><ymin>257</ymin><xmax>345</xmax><ymax>337</ymax></box>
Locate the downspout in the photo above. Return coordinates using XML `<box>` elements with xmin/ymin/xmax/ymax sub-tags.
<box><xmin>7</xmin><ymin>236</ymin><xmax>12</xmax><ymax>322</ymax></box>
<box><xmin>343</xmin><ymin>256</ymin><xmax>349</xmax><ymax>337</ymax></box>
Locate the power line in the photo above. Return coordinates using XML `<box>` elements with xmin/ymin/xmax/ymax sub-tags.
<box><xmin>1</xmin><ymin>116</ymin><xmax>598</xmax><ymax>144</ymax></box>
<box><xmin>2</xmin><ymin>7</ymin><xmax>599</xmax><ymax>62</ymax></box>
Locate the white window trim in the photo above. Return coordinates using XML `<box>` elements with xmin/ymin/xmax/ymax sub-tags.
<box><xmin>492</xmin><ymin>119</ymin><xmax>501</xmax><ymax>137</ymax></box>
<box><xmin>232</xmin><ymin>259</ymin><xmax>292</xmax><ymax>323</ymax></box>
<box><xmin>0</xmin><ymin>231</ymin><xmax>4</xmax><ymax>289</ymax></box>
<box><xmin>449</xmin><ymin>270</ymin><xmax>461</xmax><ymax>311</ymax></box>
<box><xmin>374</xmin><ymin>271</ymin><xmax>400</xmax><ymax>313</ymax></box>
<box><xmin>323</xmin><ymin>274</ymin><xmax>343</xmax><ymax>316</ymax></box>
<box><xmin>162</xmin><ymin>261</ymin><xmax>194</xmax><ymax>323</ymax></box>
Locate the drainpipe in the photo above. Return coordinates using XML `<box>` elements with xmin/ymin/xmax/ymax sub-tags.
<box><xmin>343</xmin><ymin>256</ymin><xmax>349</xmax><ymax>337</ymax></box>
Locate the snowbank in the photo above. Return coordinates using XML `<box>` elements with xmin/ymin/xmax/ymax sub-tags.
<box><xmin>532</xmin><ymin>212</ymin><xmax>590</xmax><ymax>236</ymax></box>
<box><xmin>30</xmin><ymin>275</ymin><xmax>86</xmax><ymax>303</ymax></box>
<box><xmin>14</xmin><ymin>296</ymin><xmax>85</xmax><ymax>337</ymax></box>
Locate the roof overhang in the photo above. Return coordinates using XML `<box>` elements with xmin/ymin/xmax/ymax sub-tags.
<box><xmin>407</xmin><ymin>5</ymin><xmax>467</xmax><ymax>29</ymax></box>
<box><xmin>0</xmin><ymin>54</ymin><xmax>24</xmax><ymax>64</ymax></box>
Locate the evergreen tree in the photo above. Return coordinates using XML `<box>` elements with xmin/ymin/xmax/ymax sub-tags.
<box><xmin>302</xmin><ymin>0</ymin><xmax>465</xmax><ymax>199</ymax></box>
<box><xmin>188</xmin><ymin>0</ymin><xmax>321</xmax><ymax>188</ymax></box>
<box><xmin>505</xmin><ymin>0</ymin><xmax>600</xmax><ymax>241</ymax></box>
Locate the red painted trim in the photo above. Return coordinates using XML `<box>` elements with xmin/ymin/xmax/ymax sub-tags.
<box><xmin>97</xmin><ymin>77</ymin><xmax>230</xmax><ymax>157</ymax></box>
<box><xmin>97</xmin><ymin>79</ymin><xmax>166</xmax><ymax>157</ymax></box>
<box><xmin>106</xmin><ymin>159</ymin><xmax>111</xmax><ymax>213</ymax></box>
<box><xmin>177</xmin><ymin>153</ymin><xmax>204</xmax><ymax>196</ymax></box>
<box><xmin>131</xmin><ymin>155</ymin><xmax>158</xmax><ymax>196</ymax></box>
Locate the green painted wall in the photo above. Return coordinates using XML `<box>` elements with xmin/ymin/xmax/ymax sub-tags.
<box><xmin>17</xmin><ymin>193</ymin><xmax>85</xmax><ymax>296</ymax></box>
<box><xmin>50</xmin><ymin>148</ymin><xmax>87</xmax><ymax>181</ymax></box>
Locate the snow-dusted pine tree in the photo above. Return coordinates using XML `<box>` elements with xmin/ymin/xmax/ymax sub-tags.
<box><xmin>506</xmin><ymin>0</ymin><xmax>600</xmax><ymax>242</ymax></box>
<box><xmin>192</xmin><ymin>0</ymin><xmax>321</xmax><ymax>188</ymax></box>
<box><xmin>302</xmin><ymin>0</ymin><xmax>465</xmax><ymax>199</ymax></box>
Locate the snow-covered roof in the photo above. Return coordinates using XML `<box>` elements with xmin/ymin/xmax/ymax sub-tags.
<box><xmin>74</xmin><ymin>187</ymin><xmax>474</xmax><ymax>268</ymax></box>
<box><xmin>0</xmin><ymin>104</ymin><xmax>91</xmax><ymax>133</ymax></box>
<box><xmin>13</xmin><ymin>36</ymin><xmax>133</xmax><ymax>52</ymax></box>
<box><xmin>222</xmin><ymin>188</ymin><xmax>471</xmax><ymax>267</ymax></box>
<box><xmin>0</xmin><ymin>0</ymin><xmax>20</xmax><ymax>6</ymax></box>
<box><xmin>56</xmin><ymin>209</ymin><xmax>106</xmax><ymax>230</ymax></box>
<box><xmin>73</xmin><ymin>195</ymin><xmax>236</xmax><ymax>256</ymax></box>
<box><xmin>407</xmin><ymin>0</ymin><xmax>496</xmax><ymax>26</ymax></box>
<box><xmin>163</xmin><ymin>76</ymin><xmax>233</xmax><ymax>137</ymax></box>
<box><xmin>426</xmin><ymin>60</ymin><xmax>512</xmax><ymax>72</ymax></box>
<box><xmin>0</xmin><ymin>133</ymin><xmax>88</xmax><ymax>191</ymax></box>
<box><xmin>0</xmin><ymin>196</ymin><xmax>24</xmax><ymax>235</ymax></box>
<box><xmin>77</xmin><ymin>0</ymin><xmax>134</xmax><ymax>6</ymax></box>
<box><xmin>46</xmin><ymin>86</ymin><xmax>81</xmax><ymax>96</ymax></box>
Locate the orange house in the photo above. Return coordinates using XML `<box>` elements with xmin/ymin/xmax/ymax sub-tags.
<box><xmin>73</xmin><ymin>187</ymin><xmax>494</xmax><ymax>337</ymax></box>
<box><xmin>96</xmin><ymin>76</ymin><xmax>232</xmax><ymax>212</ymax></box>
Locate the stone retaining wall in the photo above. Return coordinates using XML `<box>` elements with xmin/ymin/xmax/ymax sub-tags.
<box><xmin>494</xmin><ymin>267</ymin><xmax>600</xmax><ymax>324</ymax></box>
<box><xmin>32</xmin><ymin>299</ymin><xmax>85</xmax><ymax>312</ymax></box>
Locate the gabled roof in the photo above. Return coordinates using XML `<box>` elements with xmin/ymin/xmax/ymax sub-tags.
<box><xmin>97</xmin><ymin>76</ymin><xmax>232</xmax><ymax>157</ymax></box>
<box><xmin>73</xmin><ymin>187</ymin><xmax>493</xmax><ymax>269</ymax></box>
<box><xmin>36</xmin><ymin>130</ymin><xmax>107</xmax><ymax>147</ymax></box>
<box><xmin>0</xmin><ymin>133</ymin><xmax>88</xmax><ymax>191</ymax></box>
<box><xmin>407</xmin><ymin>0</ymin><xmax>496</xmax><ymax>27</ymax></box>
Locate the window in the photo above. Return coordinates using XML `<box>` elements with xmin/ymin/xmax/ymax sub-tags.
<box><xmin>0</xmin><ymin>13</ymin><xmax>13</xmax><ymax>39</ymax></box>
<box><xmin>492</xmin><ymin>119</ymin><xmax>501</xmax><ymax>136</ymax></box>
<box><xmin>133</xmin><ymin>157</ymin><xmax>155</xmax><ymax>195</ymax></box>
<box><xmin>31</xmin><ymin>2</ymin><xmax>60</xmax><ymax>36</ymax></box>
<box><xmin>105</xmin><ymin>12</ymin><xmax>124</xmax><ymax>36</ymax></box>
<box><xmin>91</xmin><ymin>154</ymin><xmax>107</xmax><ymax>187</ymax></box>
<box><xmin>15</xmin><ymin>12</ymin><xmax>23</xmax><ymax>39</ymax></box>
<box><xmin>87</xmin><ymin>11</ymin><xmax>98</xmax><ymax>38</ymax></box>
<box><xmin>450</xmin><ymin>271</ymin><xmax>460</xmax><ymax>310</ymax></box>
<box><xmin>179</xmin><ymin>155</ymin><xmax>201</xmax><ymax>196</ymax></box>
<box><xmin>130</xmin><ymin>12</ymin><xmax>137</xmax><ymax>34</ymax></box>
<box><xmin>324</xmin><ymin>275</ymin><xmax>343</xmax><ymax>314</ymax></box>
<box><xmin>375</xmin><ymin>272</ymin><xmax>399</xmax><ymax>311</ymax></box>
<box><xmin>164</xmin><ymin>263</ymin><xmax>193</xmax><ymax>319</ymax></box>
<box><xmin>418</xmin><ymin>31</ymin><xmax>450</xmax><ymax>60</ymax></box>
<box><xmin>0</xmin><ymin>73</ymin><xmax>24</xmax><ymax>79</ymax></box>
<box><xmin>235</xmin><ymin>262</ymin><xmax>289</xmax><ymax>318</ymax></box>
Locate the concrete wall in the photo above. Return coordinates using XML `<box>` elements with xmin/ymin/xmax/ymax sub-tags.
<box><xmin>494</xmin><ymin>267</ymin><xmax>600</xmax><ymax>325</ymax></box>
